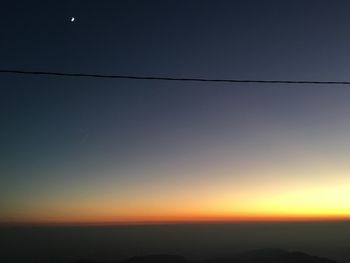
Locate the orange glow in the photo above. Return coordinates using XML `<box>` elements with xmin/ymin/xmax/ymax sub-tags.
<box><xmin>3</xmin><ymin>213</ymin><xmax>350</xmax><ymax>226</ymax></box>
<box><xmin>2</xmin><ymin>156</ymin><xmax>350</xmax><ymax>226</ymax></box>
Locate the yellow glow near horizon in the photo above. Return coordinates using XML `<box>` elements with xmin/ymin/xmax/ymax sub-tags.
<box><xmin>3</xmin><ymin>146</ymin><xmax>350</xmax><ymax>225</ymax></box>
<box><xmin>3</xmin><ymin>177</ymin><xmax>350</xmax><ymax>225</ymax></box>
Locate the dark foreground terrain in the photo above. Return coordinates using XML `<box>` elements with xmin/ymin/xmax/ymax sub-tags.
<box><xmin>72</xmin><ymin>249</ymin><xmax>338</xmax><ymax>263</ymax></box>
<box><xmin>2</xmin><ymin>223</ymin><xmax>350</xmax><ymax>262</ymax></box>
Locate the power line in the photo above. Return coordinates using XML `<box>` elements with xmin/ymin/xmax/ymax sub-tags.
<box><xmin>1</xmin><ymin>69</ymin><xmax>350</xmax><ymax>85</ymax></box>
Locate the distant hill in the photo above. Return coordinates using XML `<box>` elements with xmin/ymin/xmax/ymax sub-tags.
<box><xmin>71</xmin><ymin>249</ymin><xmax>339</xmax><ymax>263</ymax></box>
<box><xmin>203</xmin><ymin>248</ymin><xmax>338</xmax><ymax>263</ymax></box>
<box><xmin>121</xmin><ymin>255</ymin><xmax>187</xmax><ymax>263</ymax></box>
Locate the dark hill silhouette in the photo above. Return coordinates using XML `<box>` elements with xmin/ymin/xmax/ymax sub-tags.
<box><xmin>204</xmin><ymin>248</ymin><xmax>338</xmax><ymax>263</ymax></box>
<box><xmin>232</xmin><ymin>248</ymin><xmax>289</xmax><ymax>259</ymax></box>
<box><xmin>70</xmin><ymin>249</ymin><xmax>339</xmax><ymax>263</ymax></box>
<box><xmin>121</xmin><ymin>255</ymin><xmax>187</xmax><ymax>263</ymax></box>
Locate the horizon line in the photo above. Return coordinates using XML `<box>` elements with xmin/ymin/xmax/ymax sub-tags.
<box><xmin>2</xmin><ymin>217</ymin><xmax>350</xmax><ymax>227</ymax></box>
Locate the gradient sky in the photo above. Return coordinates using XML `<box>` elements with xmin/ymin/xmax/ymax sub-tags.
<box><xmin>2</xmin><ymin>0</ymin><xmax>350</xmax><ymax>224</ymax></box>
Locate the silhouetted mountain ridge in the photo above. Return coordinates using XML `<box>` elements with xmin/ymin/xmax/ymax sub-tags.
<box><xmin>204</xmin><ymin>248</ymin><xmax>338</xmax><ymax>263</ymax></box>
<box><xmin>121</xmin><ymin>255</ymin><xmax>187</xmax><ymax>263</ymax></box>
<box><xmin>70</xmin><ymin>249</ymin><xmax>339</xmax><ymax>263</ymax></box>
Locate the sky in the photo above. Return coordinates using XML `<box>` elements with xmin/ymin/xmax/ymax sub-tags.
<box><xmin>2</xmin><ymin>0</ymin><xmax>350</xmax><ymax>224</ymax></box>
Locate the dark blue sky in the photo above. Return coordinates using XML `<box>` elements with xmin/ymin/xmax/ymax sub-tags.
<box><xmin>2</xmin><ymin>1</ymin><xmax>350</xmax><ymax>223</ymax></box>
<box><xmin>2</xmin><ymin>1</ymin><xmax>350</xmax><ymax>79</ymax></box>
